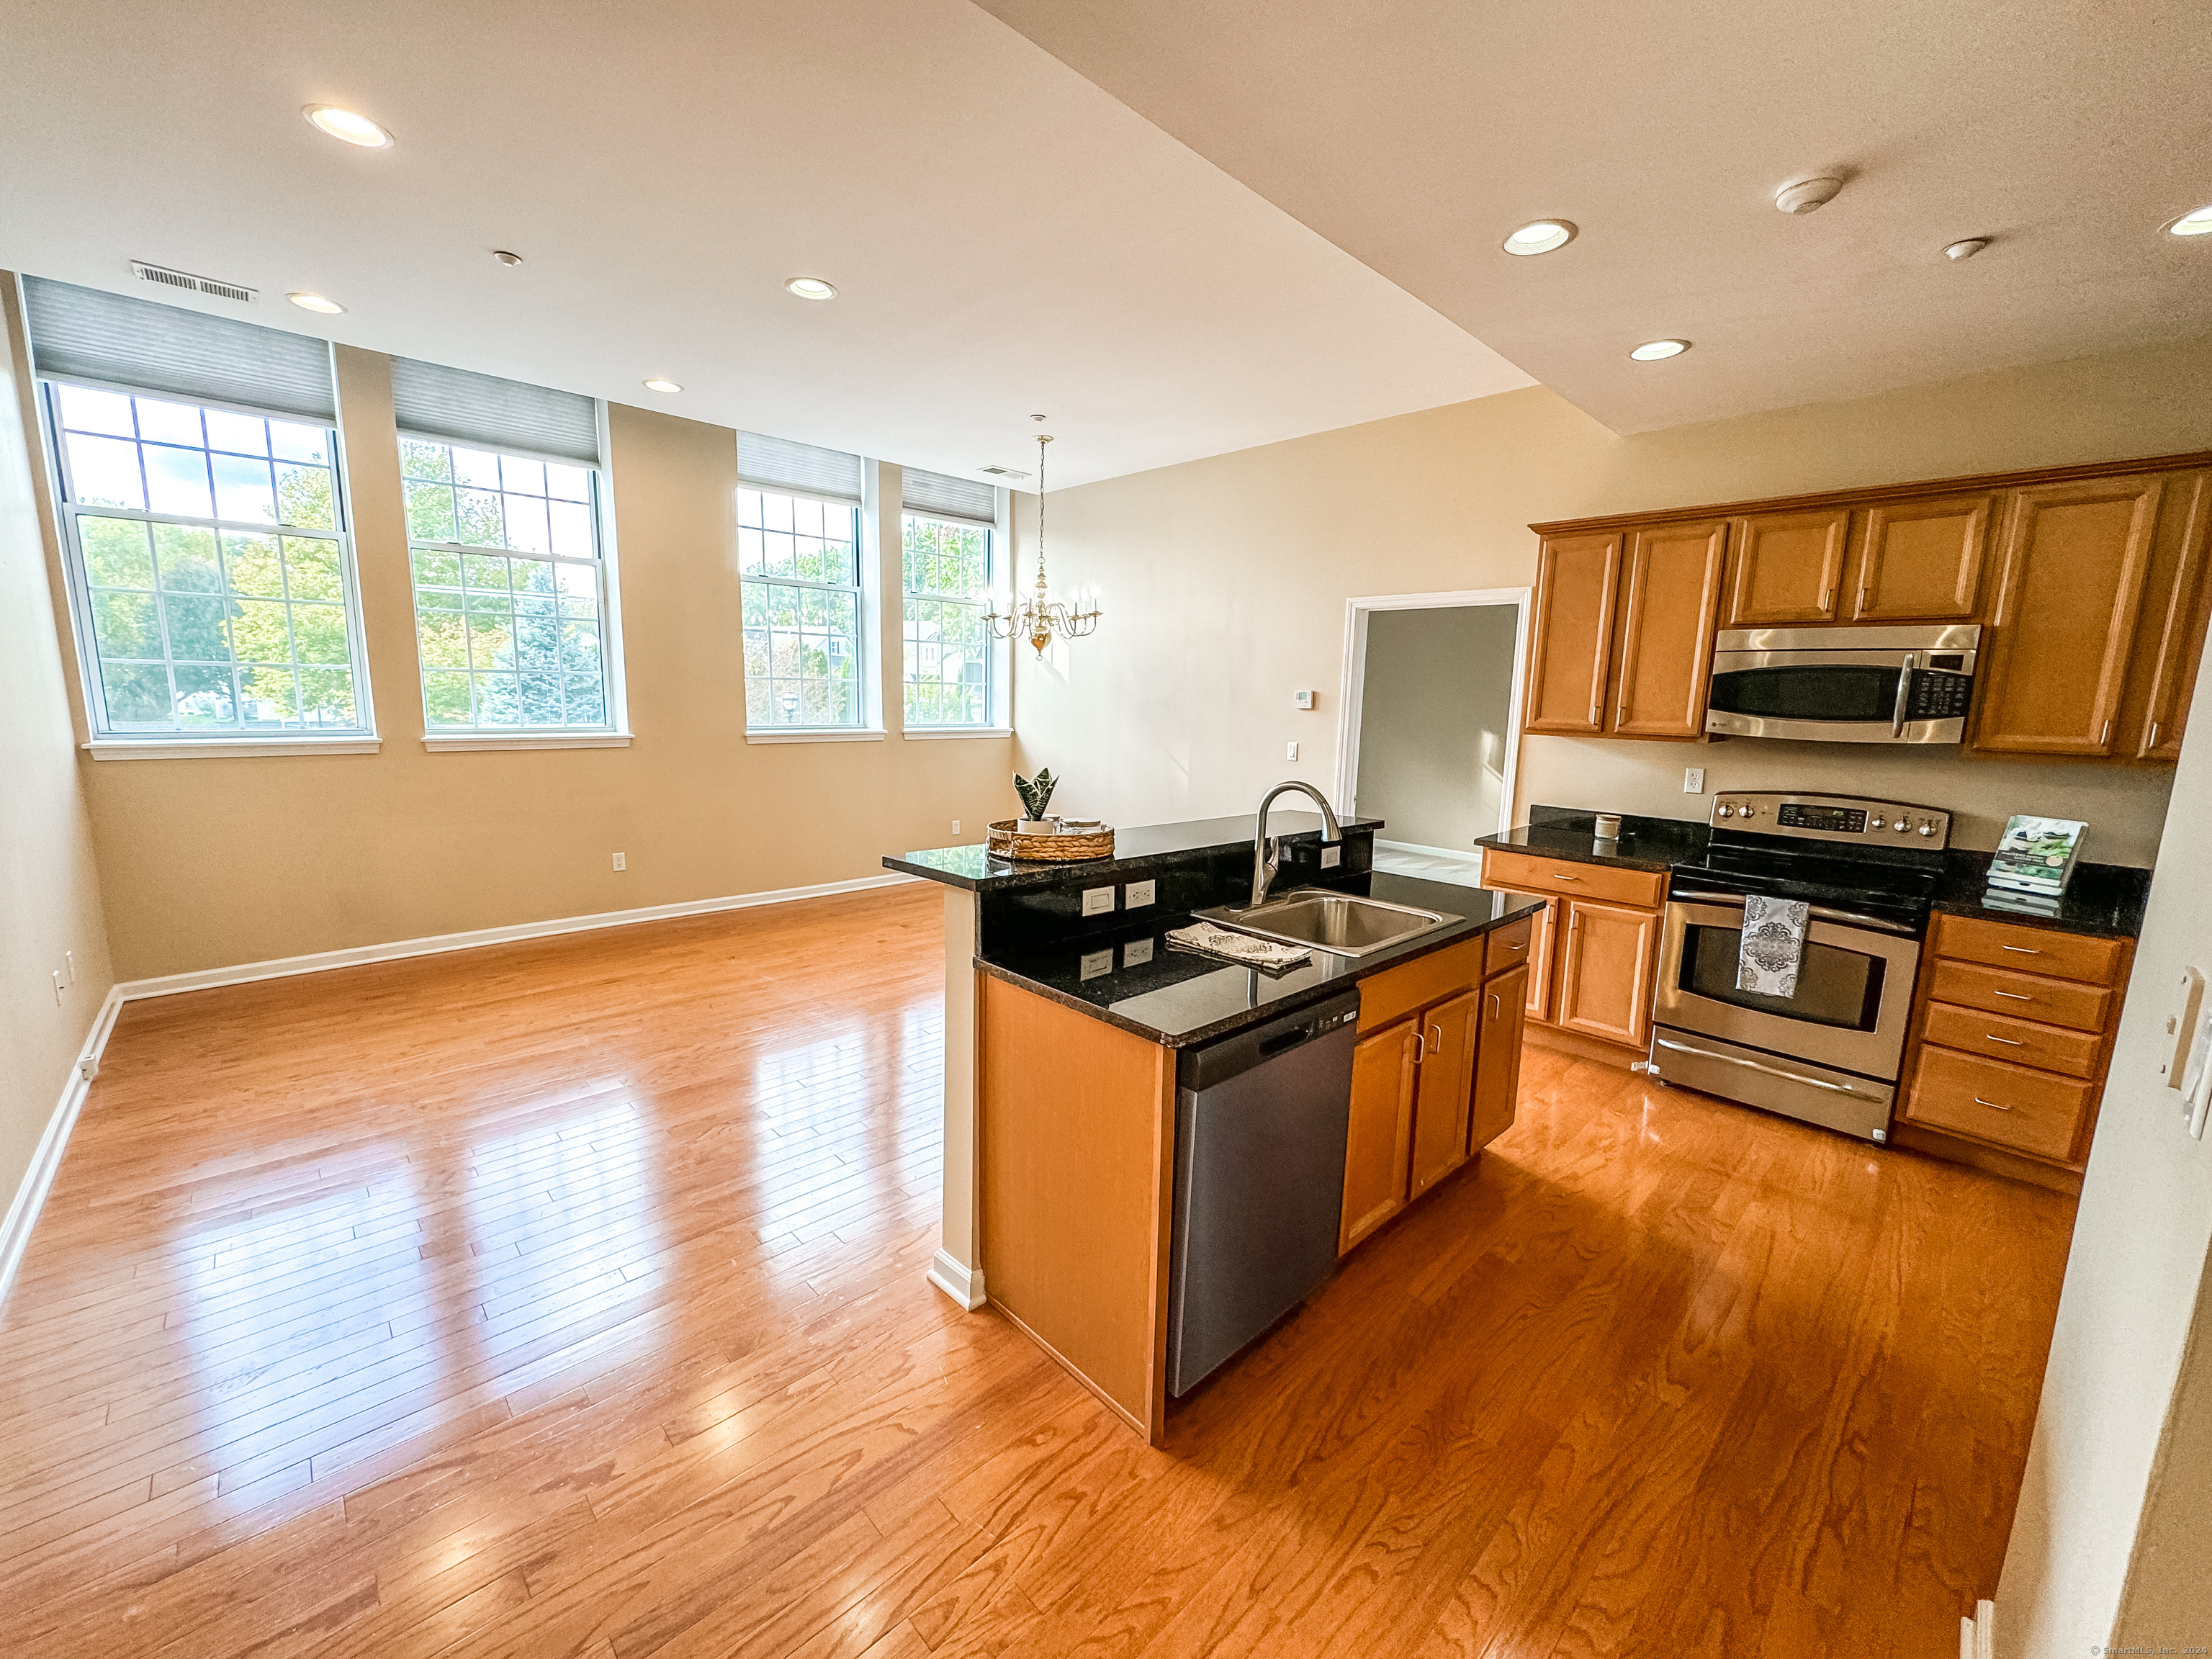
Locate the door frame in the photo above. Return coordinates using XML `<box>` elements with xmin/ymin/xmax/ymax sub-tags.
<box><xmin>1333</xmin><ymin>587</ymin><xmax>1532</xmax><ymax>839</ymax></box>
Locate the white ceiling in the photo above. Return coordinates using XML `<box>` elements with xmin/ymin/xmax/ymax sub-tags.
<box><xmin>976</xmin><ymin>0</ymin><xmax>2212</xmax><ymax>434</ymax></box>
<box><xmin>0</xmin><ymin>0</ymin><xmax>1529</xmax><ymax>488</ymax></box>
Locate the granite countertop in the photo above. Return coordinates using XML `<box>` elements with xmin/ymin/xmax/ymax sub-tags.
<box><xmin>976</xmin><ymin>873</ymin><xmax>1545</xmax><ymax>1048</ymax></box>
<box><xmin>1931</xmin><ymin>852</ymin><xmax>2152</xmax><ymax>940</ymax></box>
<box><xmin>886</xmin><ymin>811</ymin><xmax>1375</xmax><ymax>894</ymax></box>
<box><xmin>1472</xmin><ymin>807</ymin><xmax>1711</xmax><ymax>873</ymax></box>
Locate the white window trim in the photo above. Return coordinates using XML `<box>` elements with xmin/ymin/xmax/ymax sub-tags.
<box><xmin>738</xmin><ymin>469</ymin><xmax>873</xmax><ymax>736</ymax></box>
<box><xmin>40</xmin><ymin>378</ymin><xmax>380</xmax><ymax>749</ymax></box>
<box><xmin>744</xmin><ymin>727</ymin><xmax>886</xmax><ymax>745</ymax></box>
<box><xmin>85</xmin><ymin>736</ymin><xmax>382</xmax><ymax>760</ymax></box>
<box><xmin>898</xmin><ymin>489</ymin><xmax>1007</xmax><ymax>734</ymax></box>
<box><xmin>423</xmin><ymin>732</ymin><xmax>632</xmax><ymax>752</ymax></box>
<box><xmin>902</xmin><ymin>727</ymin><xmax>1011</xmax><ymax>741</ymax></box>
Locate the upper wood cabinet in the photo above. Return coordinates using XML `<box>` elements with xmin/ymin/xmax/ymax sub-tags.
<box><xmin>1974</xmin><ymin>476</ymin><xmax>2164</xmax><ymax>757</ymax></box>
<box><xmin>1524</xmin><ymin>531</ymin><xmax>1622</xmax><ymax>734</ymax></box>
<box><xmin>1723</xmin><ymin>508</ymin><xmax>1851</xmax><ymax>626</ymax></box>
<box><xmin>2128</xmin><ymin>473</ymin><xmax>2212</xmax><ymax>762</ymax></box>
<box><xmin>1852</xmin><ymin>493</ymin><xmax>1994</xmax><ymax>621</ymax></box>
<box><xmin>1611</xmin><ymin>520</ymin><xmax>1728</xmax><ymax>739</ymax></box>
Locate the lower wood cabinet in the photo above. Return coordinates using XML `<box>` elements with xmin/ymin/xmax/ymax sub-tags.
<box><xmin>1341</xmin><ymin>1021</ymin><xmax>1419</xmax><ymax>1252</ymax></box>
<box><xmin>1407</xmin><ymin>988</ymin><xmax>1480</xmax><ymax>1200</ymax></box>
<box><xmin>1555</xmin><ymin>899</ymin><xmax>1660</xmax><ymax>1047</ymax></box>
<box><xmin>1470</xmin><ymin>966</ymin><xmax>1529</xmax><ymax>1154</ymax></box>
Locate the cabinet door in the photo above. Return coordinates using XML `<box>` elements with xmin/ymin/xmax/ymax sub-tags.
<box><xmin>2131</xmin><ymin>474</ymin><xmax>2212</xmax><ymax>762</ymax></box>
<box><xmin>1341</xmin><ymin>1020</ymin><xmax>1417</xmax><ymax>1253</ymax></box>
<box><xmin>1557</xmin><ymin>899</ymin><xmax>1660</xmax><ymax>1047</ymax></box>
<box><xmin>1852</xmin><ymin>493</ymin><xmax>1995</xmax><ymax>621</ymax></box>
<box><xmin>1524</xmin><ymin>899</ymin><xmax>1555</xmax><ymax>1022</ymax></box>
<box><xmin>1408</xmin><ymin>990</ymin><xmax>1480</xmax><ymax>1199</ymax></box>
<box><xmin>1724</xmin><ymin>508</ymin><xmax>1851</xmax><ymax>626</ymax></box>
<box><xmin>1523</xmin><ymin>531</ymin><xmax>1622</xmax><ymax>734</ymax></box>
<box><xmin>1974</xmin><ymin>477</ymin><xmax>2163</xmax><ymax>756</ymax></box>
<box><xmin>1470</xmin><ymin>966</ymin><xmax>1530</xmax><ymax>1154</ymax></box>
<box><xmin>1609</xmin><ymin>520</ymin><xmax>1728</xmax><ymax>739</ymax></box>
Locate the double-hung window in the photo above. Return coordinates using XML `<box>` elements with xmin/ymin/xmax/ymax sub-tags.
<box><xmin>392</xmin><ymin>359</ymin><xmax>620</xmax><ymax>739</ymax></box>
<box><xmin>24</xmin><ymin>277</ymin><xmax>372</xmax><ymax>746</ymax></box>
<box><xmin>899</xmin><ymin>468</ymin><xmax>1001</xmax><ymax>729</ymax></box>
<box><xmin>737</xmin><ymin>432</ymin><xmax>866</xmax><ymax>732</ymax></box>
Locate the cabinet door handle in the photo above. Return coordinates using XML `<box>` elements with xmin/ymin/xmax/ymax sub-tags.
<box><xmin>2100</xmin><ymin>719</ymin><xmax>2113</xmax><ymax>747</ymax></box>
<box><xmin>1974</xmin><ymin>1097</ymin><xmax>2013</xmax><ymax>1111</ymax></box>
<box><xmin>1993</xmin><ymin>990</ymin><xmax>2033</xmax><ymax>1001</ymax></box>
<box><xmin>1489</xmin><ymin>994</ymin><xmax>1501</xmax><ymax>1019</ymax></box>
<box><xmin>1430</xmin><ymin>1022</ymin><xmax>1445</xmax><ymax>1053</ymax></box>
<box><xmin>1414</xmin><ymin>1028</ymin><xmax>1426</xmax><ymax>1061</ymax></box>
<box><xmin>1984</xmin><ymin>1034</ymin><xmax>2024</xmax><ymax>1046</ymax></box>
<box><xmin>1819</xmin><ymin>583</ymin><xmax>1833</xmax><ymax>610</ymax></box>
<box><xmin>2000</xmin><ymin>945</ymin><xmax>2042</xmax><ymax>955</ymax></box>
<box><xmin>2151</xmin><ymin>721</ymin><xmax>2162</xmax><ymax>747</ymax></box>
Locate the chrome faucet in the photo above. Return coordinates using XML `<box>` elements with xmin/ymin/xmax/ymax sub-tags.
<box><xmin>1248</xmin><ymin>781</ymin><xmax>1342</xmax><ymax>909</ymax></box>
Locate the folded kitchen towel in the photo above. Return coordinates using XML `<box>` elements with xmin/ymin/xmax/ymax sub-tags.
<box><xmin>1165</xmin><ymin>921</ymin><xmax>1313</xmax><ymax>974</ymax></box>
<box><xmin>1737</xmin><ymin>894</ymin><xmax>1810</xmax><ymax>997</ymax></box>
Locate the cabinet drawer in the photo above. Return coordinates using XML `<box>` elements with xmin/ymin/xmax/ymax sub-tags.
<box><xmin>1920</xmin><ymin>1001</ymin><xmax>2103</xmax><ymax>1079</ymax></box>
<box><xmin>1481</xmin><ymin>850</ymin><xmax>1665</xmax><ymax>912</ymax></box>
<box><xmin>1926</xmin><ymin>960</ymin><xmax>2114</xmax><ymax>1034</ymax></box>
<box><xmin>1932</xmin><ymin>913</ymin><xmax>2126</xmax><ymax>986</ymax></box>
<box><xmin>1904</xmin><ymin>1046</ymin><xmax>2093</xmax><ymax>1162</ymax></box>
<box><xmin>1357</xmin><ymin>938</ymin><xmax>1485</xmax><ymax>1033</ymax></box>
<box><xmin>1485</xmin><ymin>915</ymin><xmax>1535</xmax><ymax>979</ymax></box>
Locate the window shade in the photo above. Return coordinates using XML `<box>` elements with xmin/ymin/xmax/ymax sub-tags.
<box><xmin>738</xmin><ymin>431</ymin><xmax>863</xmax><ymax>503</ymax></box>
<box><xmin>391</xmin><ymin>358</ymin><xmax>600</xmax><ymax>464</ymax></box>
<box><xmin>22</xmin><ymin>276</ymin><xmax>336</xmax><ymax>423</ymax></box>
<box><xmin>902</xmin><ymin>467</ymin><xmax>997</xmax><ymax>526</ymax></box>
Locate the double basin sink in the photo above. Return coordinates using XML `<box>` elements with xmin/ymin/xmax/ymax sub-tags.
<box><xmin>1194</xmin><ymin>889</ymin><xmax>1460</xmax><ymax>959</ymax></box>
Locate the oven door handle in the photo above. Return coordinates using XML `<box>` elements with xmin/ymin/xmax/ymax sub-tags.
<box><xmin>1668</xmin><ymin>887</ymin><xmax>1920</xmax><ymax>938</ymax></box>
<box><xmin>1651</xmin><ymin>1036</ymin><xmax>1880</xmax><ymax>1099</ymax></box>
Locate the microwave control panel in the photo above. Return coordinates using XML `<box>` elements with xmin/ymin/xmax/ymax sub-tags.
<box><xmin>1709</xmin><ymin>791</ymin><xmax>1951</xmax><ymax>848</ymax></box>
<box><xmin>1906</xmin><ymin>667</ymin><xmax>1975</xmax><ymax>721</ymax></box>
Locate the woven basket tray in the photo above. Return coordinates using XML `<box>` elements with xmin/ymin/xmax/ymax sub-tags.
<box><xmin>986</xmin><ymin>819</ymin><xmax>1116</xmax><ymax>862</ymax></box>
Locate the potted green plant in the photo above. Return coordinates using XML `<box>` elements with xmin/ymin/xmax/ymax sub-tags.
<box><xmin>1014</xmin><ymin>769</ymin><xmax>1058</xmax><ymax>834</ymax></box>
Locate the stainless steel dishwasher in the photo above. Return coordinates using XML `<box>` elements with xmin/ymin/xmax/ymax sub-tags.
<box><xmin>1166</xmin><ymin>989</ymin><xmax>1361</xmax><ymax>1397</ymax></box>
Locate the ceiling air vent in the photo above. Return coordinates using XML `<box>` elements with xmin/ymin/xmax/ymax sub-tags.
<box><xmin>977</xmin><ymin>464</ymin><xmax>1030</xmax><ymax>479</ymax></box>
<box><xmin>130</xmin><ymin>261</ymin><xmax>257</xmax><ymax>303</ymax></box>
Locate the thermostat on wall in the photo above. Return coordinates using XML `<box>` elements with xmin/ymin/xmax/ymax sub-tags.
<box><xmin>1292</xmin><ymin>689</ymin><xmax>1315</xmax><ymax>710</ymax></box>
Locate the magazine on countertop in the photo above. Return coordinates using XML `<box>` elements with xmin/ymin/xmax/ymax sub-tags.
<box><xmin>1986</xmin><ymin>815</ymin><xmax>2087</xmax><ymax>897</ymax></box>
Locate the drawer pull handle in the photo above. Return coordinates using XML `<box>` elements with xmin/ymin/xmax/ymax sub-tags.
<box><xmin>2000</xmin><ymin>945</ymin><xmax>2042</xmax><ymax>955</ymax></box>
<box><xmin>1551</xmin><ymin>873</ymin><xmax>1583</xmax><ymax>882</ymax></box>
<box><xmin>1984</xmin><ymin>1034</ymin><xmax>2024</xmax><ymax>1046</ymax></box>
<box><xmin>1506</xmin><ymin>940</ymin><xmax>1526</xmax><ymax>950</ymax></box>
<box><xmin>1993</xmin><ymin>991</ymin><xmax>2033</xmax><ymax>1001</ymax></box>
<box><xmin>1974</xmin><ymin>1097</ymin><xmax>2013</xmax><ymax>1111</ymax></box>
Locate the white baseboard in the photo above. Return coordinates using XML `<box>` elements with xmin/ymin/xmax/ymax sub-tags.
<box><xmin>0</xmin><ymin>986</ymin><xmax>125</xmax><ymax>1316</ymax></box>
<box><xmin>927</xmin><ymin>1249</ymin><xmax>987</xmax><ymax>1311</ymax></box>
<box><xmin>1374</xmin><ymin>839</ymin><xmax>1484</xmax><ymax>865</ymax></box>
<box><xmin>114</xmin><ymin>871</ymin><xmax>919</xmax><ymax>1002</ymax></box>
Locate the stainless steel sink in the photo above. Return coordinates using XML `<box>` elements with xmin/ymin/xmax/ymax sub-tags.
<box><xmin>1196</xmin><ymin>889</ymin><xmax>1460</xmax><ymax>958</ymax></box>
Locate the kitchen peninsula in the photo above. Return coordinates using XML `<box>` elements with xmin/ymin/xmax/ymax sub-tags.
<box><xmin>887</xmin><ymin>812</ymin><xmax>1544</xmax><ymax>1442</ymax></box>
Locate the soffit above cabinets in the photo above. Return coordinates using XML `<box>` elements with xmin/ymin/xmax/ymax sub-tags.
<box><xmin>972</xmin><ymin>0</ymin><xmax>2212</xmax><ymax>436</ymax></box>
<box><xmin>0</xmin><ymin>0</ymin><xmax>1530</xmax><ymax>490</ymax></box>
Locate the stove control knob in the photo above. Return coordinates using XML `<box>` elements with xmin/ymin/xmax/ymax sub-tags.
<box><xmin>1869</xmin><ymin>814</ymin><xmax>1887</xmax><ymax>830</ymax></box>
<box><xmin>1715</xmin><ymin>804</ymin><xmax>1735</xmax><ymax>819</ymax></box>
<box><xmin>1917</xmin><ymin>819</ymin><xmax>1936</xmax><ymax>837</ymax></box>
<box><xmin>1737</xmin><ymin>804</ymin><xmax>1756</xmax><ymax>819</ymax></box>
<box><xmin>1894</xmin><ymin>819</ymin><xmax>1913</xmax><ymax>834</ymax></box>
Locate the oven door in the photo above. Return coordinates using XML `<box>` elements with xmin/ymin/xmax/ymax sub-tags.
<box><xmin>1704</xmin><ymin>649</ymin><xmax>1972</xmax><ymax>744</ymax></box>
<box><xmin>1653</xmin><ymin>894</ymin><xmax>1922</xmax><ymax>1082</ymax></box>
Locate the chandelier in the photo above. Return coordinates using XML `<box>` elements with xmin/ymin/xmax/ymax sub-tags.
<box><xmin>985</xmin><ymin>433</ymin><xmax>1100</xmax><ymax>656</ymax></box>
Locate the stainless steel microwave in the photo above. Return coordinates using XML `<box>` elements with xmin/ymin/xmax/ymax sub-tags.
<box><xmin>1704</xmin><ymin>624</ymin><xmax>1981</xmax><ymax>745</ymax></box>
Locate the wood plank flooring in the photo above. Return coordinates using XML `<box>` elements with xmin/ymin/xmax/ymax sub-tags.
<box><xmin>0</xmin><ymin>884</ymin><xmax>2076</xmax><ymax>1657</ymax></box>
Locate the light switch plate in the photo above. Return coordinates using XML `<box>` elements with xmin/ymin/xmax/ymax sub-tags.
<box><xmin>1285</xmin><ymin>741</ymin><xmax>1300</xmax><ymax>762</ymax></box>
<box><xmin>1125</xmin><ymin>879</ymin><xmax>1156</xmax><ymax>908</ymax></box>
<box><xmin>1081</xmin><ymin>886</ymin><xmax>1115</xmax><ymax>917</ymax></box>
<box><xmin>1321</xmin><ymin>845</ymin><xmax>1341</xmax><ymax>868</ymax></box>
<box><xmin>2164</xmin><ymin>967</ymin><xmax>2206</xmax><ymax>1087</ymax></box>
<box><xmin>1079</xmin><ymin>949</ymin><xmax>1112</xmax><ymax>981</ymax></box>
<box><xmin>1123</xmin><ymin>938</ymin><xmax>1154</xmax><ymax>967</ymax></box>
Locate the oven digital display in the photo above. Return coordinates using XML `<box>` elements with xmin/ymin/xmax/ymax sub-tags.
<box><xmin>1778</xmin><ymin>803</ymin><xmax>1867</xmax><ymax>833</ymax></box>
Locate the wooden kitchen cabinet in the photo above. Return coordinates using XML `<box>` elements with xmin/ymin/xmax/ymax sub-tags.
<box><xmin>1341</xmin><ymin>1020</ymin><xmax>1419</xmax><ymax>1253</ymax></box>
<box><xmin>2127</xmin><ymin>472</ymin><xmax>2212</xmax><ymax>762</ymax></box>
<box><xmin>1469</xmin><ymin>966</ymin><xmax>1529</xmax><ymax>1154</ymax></box>
<box><xmin>1407</xmin><ymin>989</ymin><xmax>1480</xmax><ymax>1199</ymax></box>
<box><xmin>1723</xmin><ymin>507</ymin><xmax>1851</xmax><ymax>626</ymax></box>
<box><xmin>1972</xmin><ymin>475</ymin><xmax>2164</xmax><ymax>756</ymax></box>
<box><xmin>1611</xmin><ymin>520</ymin><xmax>1729</xmax><ymax>739</ymax></box>
<box><xmin>1852</xmin><ymin>493</ymin><xmax>1994</xmax><ymax>621</ymax></box>
<box><xmin>1524</xmin><ymin>531</ymin><xmax>1622</xmax><ymax>734</ymax></box>
<box><xmin>1557</xmin><ymin>899</ymin><xmax>1660</xmax><ymax>1047</ymax></box>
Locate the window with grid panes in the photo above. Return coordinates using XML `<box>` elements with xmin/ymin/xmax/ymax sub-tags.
<box><xmin>400</xmin><ymin>440</ymin><xmax>613</xmax><ymax>731</ymax></box>
<box><xmin>739</xmin><ymin>488</ymin><xmax>863</xmax><ymax>728</ymax></box>
<box><xmin>44</xmin><ymin>382</ymin><xmax>369</xmax><ymax>736</ymax></box>
<box><xmin>901</xmin><ymin>514</ymin><xmax>994</xmax><ymax>726</ymax></box>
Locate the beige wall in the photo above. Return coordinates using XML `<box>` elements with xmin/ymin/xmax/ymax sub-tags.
<box><xmin>0</xmin><ymin>282</ymin><xmax>114</xmax><ymax>1220</ymax></box>
<box><xmin>1354</xmin><ymin>603</ymin><xmax>1518</xmax><ymax>849</ymax></box>
<box><xmin>1009</xmin><ymin>331</ymin><xmax>2212</xmax><ymax>867</ymax></box>
<box><xmin>55</xmin><ymin>345</ymin><xmax>1012</xmax><ymax>981</ymax></box>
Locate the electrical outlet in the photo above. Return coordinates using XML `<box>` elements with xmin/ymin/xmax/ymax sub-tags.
<box><xmin>1321</xmin><ymin>845</ymin><xmax>1342</xmax><ymax>868</ymax></box>
<box><xmin>611</xmin><ymin>852</ymin><xmax>626</xmax><ymax>871</ymax></box>
<box><xmin>1683</xmin><ymin>768</ymin><xmax>1705</xmax><ymax>793</ymax></box>
<box><xmin>951</xmin><ymin>819</ymin><xmax>961</xmax><ymax>835</ymax></box>
<box><xmin>1079</xmin><ymin>948</ymin><xmax>1113</xmax><ymax>981</ymax></box>
<box><xmin>1124</xmin><ymin>938</ymin><xmax>1155</xmax><ymax>967</ymax></box>
<box><xmin>1285</xmin><ymin>741</ymin><xmax>1300</xmax><ymax>762</ymax></box>
<box><xmin>1081</xmin><ymin>886</ymin><xmax>1116</xmax><ymax>917</ymax></box>
<box><xmin>1125</xmin><ymin>879</ymin><xmax>1156</xmax><ymax>909</ymax></box>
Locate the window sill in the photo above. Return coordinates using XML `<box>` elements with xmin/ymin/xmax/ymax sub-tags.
<box><xmin>84</xmin><ymin>736</ymin><xmax>382</xmax><ymax>761</ymax></box>
<box><xmin>423</xmin><ymin>732</ymin><xmax>633</xmax><ymax>752</ymax></box>
<box><xmin>902</xmin><ymin>727</ymin><xmax>1013</xmax><ymax>740</ymax></box>
<box><xmin>745</xmin><ymin>728</ymin><xmax>886</xmax><ymax>745</ymax></box>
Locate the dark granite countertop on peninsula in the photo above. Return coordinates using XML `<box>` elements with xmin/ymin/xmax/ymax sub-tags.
<box><xmin>976</xmin><ymin>873</ymin><xmax>1543</xmax><ymax>1048</ymax></box>
<box><xmin>885</xmin><ymin>811</ymin><xmax>1376</xmax><ymax>894</ymax></box>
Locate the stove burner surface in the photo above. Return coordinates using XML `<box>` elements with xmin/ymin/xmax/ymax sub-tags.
<box><xmin>1673</xmin><ymin>837</ymin><xmax>1938</xmax><ymax>925</ymax></box>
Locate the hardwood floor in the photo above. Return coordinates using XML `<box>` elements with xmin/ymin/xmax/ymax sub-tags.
<box><xmin>0</xmin><ymin>884</ymin><xmax>2075</xmax><ymax>1657</ymax></box>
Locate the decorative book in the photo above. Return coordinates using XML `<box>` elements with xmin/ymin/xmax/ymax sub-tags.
<box><xmin>1987</xmin><ymin>815</ymin><xmax>2087</xmax><ymax>897</ymax></box>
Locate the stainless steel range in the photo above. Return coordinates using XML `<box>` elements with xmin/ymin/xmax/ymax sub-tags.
<box><xmin>1640</xmin><ymin>791</ymin><xmax>1951</xmax><ymax>1143</ymax></box>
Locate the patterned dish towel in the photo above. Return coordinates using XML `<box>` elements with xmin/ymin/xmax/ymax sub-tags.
<box><xmin>1737</xmin><ymin>894</ymin><xmax>1810</xmax><ymax>997</ymax></box>
<box><xmin>1165</xmin><ymin>921</ymin><xmax>1313</xmax><ymax>974</ymax></box>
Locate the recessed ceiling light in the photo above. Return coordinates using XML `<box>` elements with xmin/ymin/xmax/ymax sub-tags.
<box><xmin>491</xmin><ymin>250</ymin><xmax>524</xmax><ymax>267</ymax></box>
<box><xmin>287</xmin><ymin>292</ymin><xmax>346</xmax><ymax>314</ymax></box>
<box><xmin>302</xmin><ymin>105</ymin><xmax>392</xmax><ymax>148</ymax></box>
<box><xmin>2166</xmin><ymin>206</ymin><xmax>2212</xmax><ymax>238</ymax></box>
<box><xmin>785</xmin><ymin>276</ymin><xmax>837</xmax><ymax>301</ymax></box>
<box><xmin>642</xmin><ymin>377</ymin><xmax>683</xmax><ymax>394</ymax></box>
<box><xmin>1502</xmin><ymin>219</ymin><xmax>1577</xmax><ymax>256</ymax></box>
<box><xmin>1943</xmin><ymin>238</ymin><xmax>1991</xmax><ymax>261</ymax></box>
<box><xmin>1628</xmin><ymin>338</ymin><xmax>1689</xmax><ymax>361</ymax></box>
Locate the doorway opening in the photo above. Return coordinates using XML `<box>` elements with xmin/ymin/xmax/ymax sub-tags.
<box><xmin>1334</xmin><ymin>588</ymin><xmax>1528</xmax><ymax>886</ymax></box>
